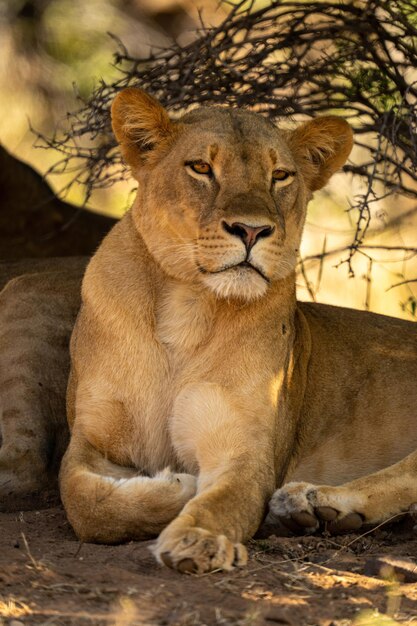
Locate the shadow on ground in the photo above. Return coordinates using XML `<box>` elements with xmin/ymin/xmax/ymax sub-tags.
<box><xmin>1</xmin><ymin>503</ymin><xmax>417</xmax><ymax>625</ymax></box>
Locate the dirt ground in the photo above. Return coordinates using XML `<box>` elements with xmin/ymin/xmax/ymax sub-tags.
<box><xmin>1</xmin><ymin>497</ymin><xmax>417</xmax><ymax>626</ymax></box>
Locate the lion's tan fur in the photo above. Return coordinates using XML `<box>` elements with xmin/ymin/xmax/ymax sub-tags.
<box><xmin>0</xmin><ymin>259</ymin><xmax>86</xmax><ymax>508</ymax></box>
<box><xmin>1</xmin><ymin>90</ymin><xmax>416</xmax><ymax>571</ymax></box>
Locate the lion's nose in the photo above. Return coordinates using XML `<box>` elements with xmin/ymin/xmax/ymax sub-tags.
<box><xmin>222</xmin><ymin>221</ymin><xmax>274</xmax><ymax>252</ymax></box>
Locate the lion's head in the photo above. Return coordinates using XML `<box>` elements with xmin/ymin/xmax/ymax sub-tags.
<box><xmin>111</xmin><ymin>89</ymin><xmax>353</xmax><ymax>301</ymax></box>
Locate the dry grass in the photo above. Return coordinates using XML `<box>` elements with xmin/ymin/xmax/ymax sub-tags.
<box><xmin>0</xmin><ymin>597</ymin><xmax>32</xmax><ymax>618</ymax></box>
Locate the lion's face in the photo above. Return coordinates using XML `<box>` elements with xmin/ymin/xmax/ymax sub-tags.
<box><xmin>135</xmin><ymin>109</ymin><xmax>305</xmax><ymax>301</ymax></box>
<box><xmin>112</xmin><ymin>89</ymin><xmax>353</xmax><ymax>301</ymax></box>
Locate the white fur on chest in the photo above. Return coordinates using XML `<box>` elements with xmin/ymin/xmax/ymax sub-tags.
<box><xmin>156</xmin><ymin>282</ymin><xmax>214</xmax><ymax>355</ymax></box>
<box><xmin>119</xmin><ymin>283</ymin><xmax>215</xmax><ymax>473</ymax></box>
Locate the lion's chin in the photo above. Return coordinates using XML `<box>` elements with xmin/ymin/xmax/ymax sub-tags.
<box><xmin>202</xmin><ymin>265</ymin><xmax>268</xmax><ymax>301</ymax></box>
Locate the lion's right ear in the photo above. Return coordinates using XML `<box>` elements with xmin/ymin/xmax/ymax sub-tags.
<box><xmin>111</xmin><ymin>88</ymin><xmax>176</xmax><ymax>171</ymax></box>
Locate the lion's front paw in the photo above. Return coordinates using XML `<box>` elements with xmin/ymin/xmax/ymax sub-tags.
<box><xmin>266</xmin><ymin>482</ymin><xmax>365</xmax><ymax>535</ymax></box>
<box><xmin>156</xmin><ymin>468</ymin><xmax>197</xmax><ymax>500</ymax></box>
<box><xmin>153</xmin><ymin>514</ymin><xmax>247</xmax><ymax>574</ymax></box>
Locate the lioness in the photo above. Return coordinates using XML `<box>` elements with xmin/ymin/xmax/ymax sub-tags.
<box><xmin>1</xmin><ymin>89</ymin><xmax>417</xmax><ymax>574</ymax></box>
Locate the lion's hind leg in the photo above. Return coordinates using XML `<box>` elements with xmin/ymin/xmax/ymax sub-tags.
<box><xmin>60</xmin><ymin>435</ymin><xmax>197</xmax><ymax>543</ymax></box>
<box><xmin>266</xmin><ymin>448</ymin><xmax>417</xmax><ymax>534</ymax></box>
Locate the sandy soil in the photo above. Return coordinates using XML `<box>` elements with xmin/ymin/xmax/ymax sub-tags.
<box><xmin>1</xmin><ymin>500</ymin><xmax>417</xmax><ymax>626</ymax></box>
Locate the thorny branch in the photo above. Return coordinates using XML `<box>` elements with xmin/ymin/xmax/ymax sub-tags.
<box><xmin>37</xmin><ymin>0</ymin><xmax>417</xmax><ymax>309</ymax></box>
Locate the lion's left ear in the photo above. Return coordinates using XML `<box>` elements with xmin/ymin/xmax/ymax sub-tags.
<box><xmin>111</xmin><ymin>88</ymin><xmax>177</xmax><ymax>173</ymax></box>
<box><xmin>286</xmin><ymin>117</ymin><xmax>353</xmax><ymax>191</ymax></box>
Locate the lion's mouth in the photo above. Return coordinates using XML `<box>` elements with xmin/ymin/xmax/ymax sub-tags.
<box><xmin>198</xmin><ymin>261</ymin><xmax>270</xmax><ymax>283</ymax></box>
<box><xmin>236</xmin><ymin>261</ymin><xmax>270</xmax><ymax>283</ymax></box>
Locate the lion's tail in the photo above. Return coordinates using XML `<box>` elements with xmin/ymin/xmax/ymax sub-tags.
<box><xmin>59</xmin><ymin>440</ymin><xmax>196</xmax><ymax>543</ymax></box>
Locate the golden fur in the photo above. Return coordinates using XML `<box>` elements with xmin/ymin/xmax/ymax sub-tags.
<box><xmin>0</xmin><ymin>258</ymin><xmax>85</xmax><ymax>508</ymax></box>
<box><xmin>1</xmin><ymin>89</ymin><xmax>416</xmax><ymax>572</ymax></box>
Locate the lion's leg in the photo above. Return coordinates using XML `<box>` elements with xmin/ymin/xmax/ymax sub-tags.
<box><xmin>153</xmin><ymin>383</ymin><xmax>277</xmax><ymax>573</ymax></box>
<box><xmin>59</xmin><ymin>427</ymin><xmax>197</xmax><ymax>543</ymax></box>
<box><xmin>267</xmin><ymin>448</ymin><xmax>417</xmax><ymax>534</ymax></box>
<box><xmin>0</xmin><ymin>273</ymin><xmax>77</xmax><ymax>505</ymax></box>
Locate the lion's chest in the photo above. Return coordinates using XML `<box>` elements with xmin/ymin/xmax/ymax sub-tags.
<box><xmin>155</xmin><ymin>282</ymin><xmax>215</xmax><ymax>354</ymax></box>
<box><xmin>110</xmin><ymin>285</ymin><xmax>216</xmax><ymax>474</ymax></box>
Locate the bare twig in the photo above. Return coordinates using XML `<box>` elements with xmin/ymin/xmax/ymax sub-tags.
<box><xmin>21</xmin><ymin>532</ymin><xmax>42</xmax><ymax>571</ymax></box>
<box><xmin>386</xmin><ymin>278</ymin><xmax>417</xmax><ymax>291</ymax></box>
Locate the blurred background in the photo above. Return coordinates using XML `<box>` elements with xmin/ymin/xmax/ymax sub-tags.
<box><xmin>0</xmin><ymin>0</ymin><xmax>225</xmax><ymax>210</ymax></box>
<box><xmin>1</xmin><ymin>0</ymin><xmax>416</xmax><ymax>319</ymax></box>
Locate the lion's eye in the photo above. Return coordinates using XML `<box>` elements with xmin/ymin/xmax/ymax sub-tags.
<box><xmin>188</xmin><ymin>161</ymin><xmax>212</xmax><ymax>176</ymax></box>
<box><xmin>272</xmin><ymin>169</ymin><xmax>292</xmax><ymax>182</ymax></box>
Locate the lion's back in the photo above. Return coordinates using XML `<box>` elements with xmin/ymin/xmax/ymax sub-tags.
<box><xmin>293</xmin><ymin>301</ymin><xmax>417</xmax><ymax>484</ymax></box>
<box><xmin>0</xmin><ymin>259</ymin><xmax>85</xmax><ymax>506</ymax></box>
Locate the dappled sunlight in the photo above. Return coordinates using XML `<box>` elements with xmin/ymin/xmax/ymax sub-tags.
<box><xmin>0</xmin><ymin>596</ymin><xmax>32</xmax><ymax>618</ymax></box>
<box><xmin>302</xmin><ymin>569</ymin><xmax>387</xmax><ymax>591</ymax></box>
<box><xmin>353</xmin><ymin>609</ymin><xmax>405</xmax><ymax>625</ymax></box>
<box><xmin>0</xmin><ymin>593</ymin><xmax>159</xmax><ymax>625</ymax></box>
<box><xmin>237</xmin><ymin>563</ymin><xmax>417</xmax><ymax>625</ymax></box>
<box><xmin>242</xmin><ymin>588</ymin><xmax>309</xmax><ymax>606</ymax></box>
<box><xmin>1</xmin><ymin>505</ymin><xmax>417</xmax><ymax>626</ymax></box>
<box><xmin>109</xmin><ymin>597</ymin><xmax>143</xmax><ymax>626</ymax></box>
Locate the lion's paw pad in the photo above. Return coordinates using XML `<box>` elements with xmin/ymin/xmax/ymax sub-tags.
<box><xmin>266</xmin><ymin>482</ymin><xmax>364</xmax><ymax>535</ymax></box>
<box><xmin>153</xmin><ymin>526</ymin><xmax>247</xmax><ymax>574</ymax></box>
